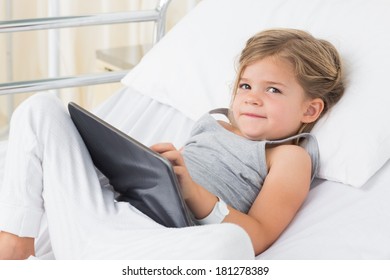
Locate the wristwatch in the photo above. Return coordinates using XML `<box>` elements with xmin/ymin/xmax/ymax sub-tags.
<box><xmin>197</xmin><ymin>196</ymin><xmax>230</xmax><ymax>225</ymax></box>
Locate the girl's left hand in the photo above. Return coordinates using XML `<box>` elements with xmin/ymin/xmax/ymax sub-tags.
<box><xmin>150</xmin><ymin>143</ymin><xmax>197</xmax><ymax>200</ymax></box>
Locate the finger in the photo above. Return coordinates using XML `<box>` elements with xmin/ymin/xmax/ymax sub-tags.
<box><xmin>150</xmin><ymin>142</ymin><xmax>177</xmax><ymax>153</ymax></box>
<box><xmin>161</xmin><ymin>150</ymin><xmax>185</xmax><ymax>166</ymax></box>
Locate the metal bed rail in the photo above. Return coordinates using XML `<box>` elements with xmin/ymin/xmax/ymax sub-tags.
<box><xmin>0</xmin><ymin>71</ymin><xmax>129</xmax><ymax>96</ymax></box>
<box><xmin>0</xmin><ymin>0</ymin><xmax>172</xmax><ymax>96</ymax></box>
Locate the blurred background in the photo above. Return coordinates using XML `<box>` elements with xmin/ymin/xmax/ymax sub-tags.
<box><xmin>0</xmin><ymin>0</ymin><xmax>201</xmax><ymax>139</ymax></box>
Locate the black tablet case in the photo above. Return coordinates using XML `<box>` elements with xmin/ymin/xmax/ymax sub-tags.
<box><xmin>68</xmin><ymin>102</ymin><xmax>194</xmax><ymax>228</ymax></box>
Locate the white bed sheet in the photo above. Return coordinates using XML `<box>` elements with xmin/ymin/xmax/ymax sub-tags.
<box><xmin>259</xmin><ymin>162</ymin><xmax>390</xmax><ymax>259</ymax></box>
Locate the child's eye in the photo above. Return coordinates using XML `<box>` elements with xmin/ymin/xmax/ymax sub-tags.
<box><xmin>266</xmin><ymin>87</ymin><xmax>281</xmax><ymax>94</ymax></box>
<box><xmin>239</xmin><ymin>83</ymin><xmax>251</xmax><ymax>90</ymax></box>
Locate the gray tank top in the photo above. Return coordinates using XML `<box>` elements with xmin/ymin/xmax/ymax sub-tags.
<box><xmin>182</xmin><ymin>109</ymin><xmax>319</xmax><ymax>214</ymax></box>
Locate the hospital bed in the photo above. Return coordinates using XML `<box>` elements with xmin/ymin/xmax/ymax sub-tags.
<box><xmin>1</xmin><ymin>0</ymin><xmax>390</xmax><ymax>259</ymax></box>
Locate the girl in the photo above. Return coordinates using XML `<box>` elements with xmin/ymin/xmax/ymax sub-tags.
<box><xmin>0</xmin><ymin>28</ymin><xmax>344</xmax><ymax>259</ymax></box>
<box><xmin>152</xmin><ymin>28</ymin><xmax>344</xmax><ymax>255</ymax></box>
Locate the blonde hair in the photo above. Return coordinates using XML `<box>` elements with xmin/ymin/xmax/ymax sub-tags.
<box><xmin>231</xmin><ymin>28</ymin><xmax>345</xmax><ymax>134</ymax></box>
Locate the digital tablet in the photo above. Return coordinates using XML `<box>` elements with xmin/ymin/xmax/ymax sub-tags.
<box><xmin>68</xmin><ymin>102</ymin><xmax>195</xmax><ymax>228</ymax></box>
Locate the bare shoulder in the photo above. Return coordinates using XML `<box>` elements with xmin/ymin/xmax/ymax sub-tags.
<box><xmin>266</xmin><ymin>144</ymin><xmax>311</xmax><ymax>171</ymax></box>
<box><xmin>265</xmin><ymin>143</ymin><xmax>312</xmax><ymax>194</ymax></box>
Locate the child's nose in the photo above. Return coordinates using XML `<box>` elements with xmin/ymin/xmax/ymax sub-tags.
<box><xmin>245</xmin><ymin>92</ymin><xmax>263</xmax><ymax>106</ymax></box>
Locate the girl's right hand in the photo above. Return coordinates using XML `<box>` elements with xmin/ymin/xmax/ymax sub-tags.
<box><xmin>150</xmin><ymin>143</ymin><xmax>198</xmax><ymax>200</ymax></box>
<box><xmin>150</xmin><ymin>143</ymin><xmax>219</xmax><ymax>222</ymax></box>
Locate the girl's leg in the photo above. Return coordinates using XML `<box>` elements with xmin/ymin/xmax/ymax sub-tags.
<box><xmin>0</xmin><ymin>93</ymin><xmax>160</xmax><ymax>259</ymax></box>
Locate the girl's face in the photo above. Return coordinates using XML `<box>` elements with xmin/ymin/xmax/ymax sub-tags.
<box><xmin>231</xmin><ymin>56</ymin><xmax>316</xmax><ymax>140</ymax></box>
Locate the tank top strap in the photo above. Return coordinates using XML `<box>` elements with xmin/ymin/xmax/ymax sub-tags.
<box><xmin>208</xmin><ymin>108</ymin><xmax>229</xmax><ymax>116</ymax></box>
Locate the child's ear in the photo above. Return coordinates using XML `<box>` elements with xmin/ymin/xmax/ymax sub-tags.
<box><xmin>302</xmin><ymin>98</ymin><xmax>324</xmax><ymax>123</ymax></box>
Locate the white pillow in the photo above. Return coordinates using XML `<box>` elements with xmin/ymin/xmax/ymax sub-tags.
<box><xmin>122</xmin><ymin>0</ymin><xmax>390</xmax><ymax>188</ymax></box>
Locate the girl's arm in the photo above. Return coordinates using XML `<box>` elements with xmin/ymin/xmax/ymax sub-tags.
<box><xmin>225</xmin><ymin>144</ymin><xmax>312</xmax><ymax>254</ymax></box>
<box><xmin>150</xmin><ymin>143</ymin><xmax>312</xmax><ymax>256</ymax></box>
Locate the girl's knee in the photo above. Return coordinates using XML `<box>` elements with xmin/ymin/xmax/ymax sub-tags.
<box><xmin>16</xmin><ymin>93</ymin><xmax>62</xmax><ymax>114</ymax></box>
<box><xmin>11</xmin><ymin>93</ymin><xmax>65</xmax><ymax>125</ymax></box>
